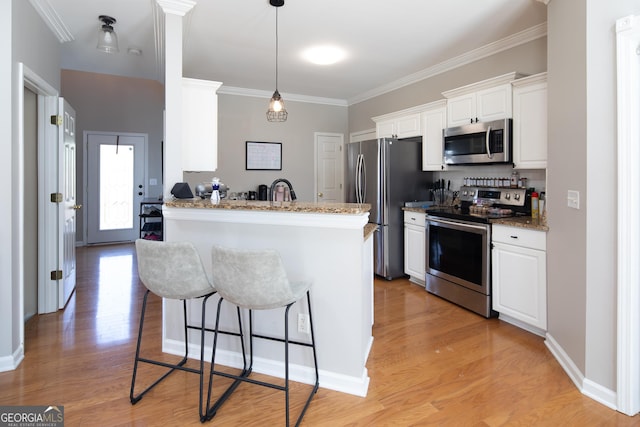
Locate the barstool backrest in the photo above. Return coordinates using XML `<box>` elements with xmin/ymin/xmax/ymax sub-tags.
<box><xmin>211</xmin><ymin>246</ymin><xmax>296</xmax><ymax>310</ymax></box>
<box><xmin>135</xmin><ymin>239</ymin><xmax>214</xmax><ymax>299</ymax></box>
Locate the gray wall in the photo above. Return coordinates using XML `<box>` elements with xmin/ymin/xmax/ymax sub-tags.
<box><xmin>60</xmin><ymin>70</ymin><xmax>165</xmax><ymax>243</ymax></box>
<box><xmin>349</xmin><ymin>37</ymin><xmax>547</xmax><ymax>133</ymax></box>
<box><xmin>547</xmin><ymin>0</ymin><xmax>640</xmax><ymax>392</ymax></box>
<box><xmin>184</xmin><ymin>94</ymin><xmax>348</xmax><ymax>202</ymax></box>
<box><xmin>1</xmin><ymin>0</ymin><xmax>62</xmax><ymax>365</ymax></box>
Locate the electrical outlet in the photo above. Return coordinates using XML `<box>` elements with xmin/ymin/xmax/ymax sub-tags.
<box><xmin>297</xmin><ymin>313</ymin><xmax>310</xmax><ymax>334</ymax></box>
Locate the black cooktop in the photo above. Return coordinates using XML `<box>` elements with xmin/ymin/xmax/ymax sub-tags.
<box><xmin>425</xmin><ymin>206</ymin><xmax>524</xmax><ymax>224</ymax></box>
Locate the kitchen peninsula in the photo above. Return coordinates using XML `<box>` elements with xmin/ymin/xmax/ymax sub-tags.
<box><xmin>161</xmin><ymin>198</ymin><xmax>374</xmax><ymax>397</ymax></box>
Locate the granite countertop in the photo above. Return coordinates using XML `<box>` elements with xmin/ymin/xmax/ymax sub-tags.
<box><xmin>164</xmin><ymin>198</ymin><xmax>371</xmax><ymax>215</ymax></box>
<box><xmin>490</xmin><ymin>216</ymin><xmax>549</xmax><ymax>232</ymax></box>
<box><xmin>363</xmin><ymin>223</ymin><xmax>378</xmax><ymax>241</ymax></box>
<box><xmin>402</xmin><ymin>206</ymin><xmax>549</xmax><ymax>232</ymax></box>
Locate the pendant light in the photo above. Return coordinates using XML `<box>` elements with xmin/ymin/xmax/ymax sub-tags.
<box><xmin>266</xmin><ymin>0</ymin><xmax>287</xmax><ymax>122</ymax></box>
<box><xmin>97</xmin><ymin>15</ymin><xmax>119</xmax><ymax>54</ymax></box>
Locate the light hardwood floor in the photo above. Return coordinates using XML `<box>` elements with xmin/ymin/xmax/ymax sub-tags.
<box><xmin>1</xmin><ymin>243</ymin><xmax>636</xmax><ymax>426</ymax></box>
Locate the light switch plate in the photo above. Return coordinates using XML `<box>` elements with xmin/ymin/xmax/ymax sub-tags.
<box><xmin>149</xmin><ymin>178</ymin><xmax>157</xmax><ymax>186</ymax></box>
<box><xmin>567</xmin><ymin>190</ymin><xmax>580</xmax><ymax>209</ymax></box>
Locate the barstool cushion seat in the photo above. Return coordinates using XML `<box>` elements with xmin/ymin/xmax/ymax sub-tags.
<box><xmin>211</xmin><ymin>246</ymin><xmax>311</xmax><ymax>310</ymax></box>
<box><xmin>136</xmin><ymin>239</ymin><xmax>215</xmax><ymax>299</ymax></box>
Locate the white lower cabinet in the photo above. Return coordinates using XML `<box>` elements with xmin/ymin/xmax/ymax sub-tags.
<box><xmin>492</xmin><ymin>225</ymin><xmax>547</xmax><ymax>336</ymax></box>
<box><xmin>404</xmin><ymin>211</ymin><xmax>426</xmax><ymax>284</ymax></box>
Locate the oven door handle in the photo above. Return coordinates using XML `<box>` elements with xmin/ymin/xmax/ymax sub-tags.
<box><xmin>427</xmin><ymin>217</ymin><xmax>489</xmax><ymax>232</ymax></box>
<box><xmin>485</xmin><ymin>125</ymin><xmax>493</xmax><ymax>159</ymax></box>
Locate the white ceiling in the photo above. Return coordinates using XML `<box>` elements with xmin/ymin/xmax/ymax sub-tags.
<box><xmin>34</xmin><ymin>0</ymin><xmax>547</xmax><ymax>105</ymax></box>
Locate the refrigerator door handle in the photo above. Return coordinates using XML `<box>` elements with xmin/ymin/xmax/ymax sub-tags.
<box><xmin>361</xmin><ymin>154</ymin><xmax>366</xmax><ymax>204</ymax></box>
<box><xmin>355</xmin><ymin>154</ymin><xmax>362</xmax><ymax>203</ymax></box>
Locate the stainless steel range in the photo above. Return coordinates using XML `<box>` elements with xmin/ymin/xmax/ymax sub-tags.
<box><xmin>424</xmin><ymin>186</ymin><xmax>531</xmax><ymax>317</ymax></box>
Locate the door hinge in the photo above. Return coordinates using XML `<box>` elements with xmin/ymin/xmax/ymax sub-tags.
<box><xmin>50</xmin><ymin>193</ymin><xmax>63</xmax><ymax>203</ymax></box>
<box><xmin>50</xmin><ymin>115</ymin><xmax>63</xmax><ymax>126</ymax></box>
<box><xmin>50</xmin><ymin>270</ymin><xmax>63</xmax><ymax>280</ymax></box>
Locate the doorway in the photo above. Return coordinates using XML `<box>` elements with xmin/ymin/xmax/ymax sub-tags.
<box><xmin>314</xmin><ymin>132</ymin><xmax>344</xmax><ymax>203</ymax></box>
<box><xmin>23</xmin><ymin>87</ymin><xmax>37</xmax><ymax>322</ymax></box>
<box><xmin>86</xmin><ymin>132</ymin><xmax>147</xmax><ymax>244</ymax></box>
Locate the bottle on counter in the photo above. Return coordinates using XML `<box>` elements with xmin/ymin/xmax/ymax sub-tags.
<box><xmin>531</xmin><ymin>191</ymin><xmax>539</xmax><ymax>220</ymax></box>
<box><xmin>510</xmin><ymin>170</ymin><xmax>519</xmax><ymax>188</ymax></box>
<box><xmin>211</xmin><ymin>177</ymin><xmax>221</xmax><ymax>204</ymax></box>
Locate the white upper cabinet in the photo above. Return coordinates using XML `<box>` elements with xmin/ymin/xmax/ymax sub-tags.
<box><xmin>374</xmin><ymin>112</ymin><xmax>422</xmax><ymax>139</ymax></box>
<box><xmin>442</xmin><ymin>72</ymin><xmax>520</xmax><ymax>127</ymax></box>
<box><xmin>421</xmin><ymin>100</ymin><xmax>447</xmax><ymax>171</ymax></box>
<box><xmin>182</xmin><ymin>77</ymin><xmax>222</xmax><ymax>171</ymax></box>
<box><xmin>512</xmin><ymin>73</ymin><xmax>548</xmax><ymax>169</ymax></box>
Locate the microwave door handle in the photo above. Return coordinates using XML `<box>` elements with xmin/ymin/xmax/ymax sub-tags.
<box><xmin>485</xmin><ymin>125</ymin><xmax>493</xmax><ymax>159</ymax></box>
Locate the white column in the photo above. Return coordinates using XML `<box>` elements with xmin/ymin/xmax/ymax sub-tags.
<box><xmin>156</xmin><ymin>0</ymin><xmax>196</xmax><ymax>200</ymax></box>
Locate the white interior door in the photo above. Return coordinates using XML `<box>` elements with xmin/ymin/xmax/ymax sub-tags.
<box><xmin>315</xmin><ymin>132</ymin><xmax>344</xmax><ymax>202</ymax></box>
<box><xmin>86</xmin><ymin>133</ymin><xmax>146</xmax><ymax>244</ymax></box>
<box><xmin>59</xmin><ymin>99</ymin><xmax>77</xmax><ymax>309</ymax></box>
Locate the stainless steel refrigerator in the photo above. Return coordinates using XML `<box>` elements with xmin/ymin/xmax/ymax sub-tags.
<box><xmin>346</xmin><ymin>137</ymin><xmax>432</xmax><ymax>280</ymax></box>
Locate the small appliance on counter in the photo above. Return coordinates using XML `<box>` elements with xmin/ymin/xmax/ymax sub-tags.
<box><xmin>258</xmin><ymin>184</ymin><xmax>268</xmax><ymax>200</ymax></box>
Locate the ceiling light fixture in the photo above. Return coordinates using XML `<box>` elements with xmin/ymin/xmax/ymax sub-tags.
<box><xmin>96</xmin><ymin>15</ymin><xmax>119</xmax><ymax>54</ymax></box>
<box><xmin>266</xmin><ymin>0</ymin><xmax>287</xmax><ymax>122</ymax></box>
<box><xmin>302</xmin><ymin>45</ymin><xmax>347</xmax><ymax>65</ymax></box>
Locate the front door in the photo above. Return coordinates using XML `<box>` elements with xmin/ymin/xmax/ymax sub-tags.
<box><xmin>86</xmin><ymin>133</ymin><xmax>146</xmax><ymax>244</ymax></box>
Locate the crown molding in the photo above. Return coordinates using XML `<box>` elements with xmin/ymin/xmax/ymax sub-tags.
<box><xmin>155</xmin><ymin>0</ymin><xmax>196</xmax><ymax>16</ymax></box>
<box><xmin>29</xmin><ymin>0</ymin><xmax>74</xmax><ymax>43</ymax></box>
<box><xmin>217</xmin><ymin>85</ymin><xmax>348</xmax><ymax>107</ymax></box>
<box><xmin>348</xmin><ymin>22</ymin><xmax>547</xmax><ymax>106</ymax></box>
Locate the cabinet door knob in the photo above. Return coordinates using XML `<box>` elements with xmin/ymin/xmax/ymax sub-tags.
<box><xmin>318</xmin><ymin>192</ymin><xmax>323</xmax><ymax>197</ymax></box>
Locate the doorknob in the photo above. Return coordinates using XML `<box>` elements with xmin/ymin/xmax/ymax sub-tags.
<box><xmin>72</xmin><ymin>204</ymin><xmax>82</xmax><ymax>210</ymax></box>
<box><xmin>138</xmin><ymin>192</ymin><xmax>143</xmax><ymax>196</ymax></box>
<box><xmin>318</xmin><ymin>192</ymin><xmax>323</xmax><ymax>197</ymax></box>
<box><xmin>138</xmin><ymin>184</ymin><xmax>143</xmax><ymax>189</ymax></box>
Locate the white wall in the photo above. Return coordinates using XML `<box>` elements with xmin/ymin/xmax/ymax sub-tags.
<box><xmin>184</xmin><ymin>94</ymin><xmax>348</xmax><ymax>202</ymax></box>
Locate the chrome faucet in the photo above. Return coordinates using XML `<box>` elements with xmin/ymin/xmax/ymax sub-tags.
<box><xmin>269</xmin><ymin>178</ymin><xmax>297</xmax><ymax>201</ymax></box>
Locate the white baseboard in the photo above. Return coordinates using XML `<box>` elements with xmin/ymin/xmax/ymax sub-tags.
<box><xmin>163</xmin><ymin>338</ymin><xmax>370</xmax><ymax>397</ymax></box>
<box><xmin>545</xmin><ymin>333</ymin><xmax>617</xmax><ymax>411</ymax></box>
<box><xmin>0</xmin><ymin>344</ymin><xmax>24</xmax><ymax>373</ymax></box>
<box><xmin>498</xmin><ymin>314</ymin><xmax>545</xmax><ymax>337</ymax></box>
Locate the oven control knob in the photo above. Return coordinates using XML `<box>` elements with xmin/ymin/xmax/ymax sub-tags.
<box><xmin>504</xmin><ymin>193</ymin><xmax>511</xmax><ymax>200</ymax></box>
<box><xmin>514</xmin><ymin>193</ymin><xmax>521</xmax><ymax>201</ymax></box>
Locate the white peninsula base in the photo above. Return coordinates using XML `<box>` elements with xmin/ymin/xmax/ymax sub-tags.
<box><xmin>162</xmin><ymin>202</ymin><xmax>373</xmax><ymax>397</ymax></box>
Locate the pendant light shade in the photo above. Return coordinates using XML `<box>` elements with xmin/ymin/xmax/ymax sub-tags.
<box><xmin>97</xmin><ymin>15</ymin><xmax>119</xmax><ymax>54</ymax></box>
<box><xmin>267</xmin><ymin>1</ymin><xmax>287</xmax><ymax>122</ymax></box>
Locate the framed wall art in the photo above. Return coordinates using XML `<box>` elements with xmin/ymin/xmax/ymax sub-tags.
<box><xmin>245</xmin><ymin>141</ymin><xmax>282</xmax><ymax>170</ymax></box>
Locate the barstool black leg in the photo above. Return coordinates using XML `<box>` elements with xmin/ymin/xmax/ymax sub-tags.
<box><xmin>130</xmin><ymin>291</ymin><xmax>189</xmax><ymax>404</ymax></box>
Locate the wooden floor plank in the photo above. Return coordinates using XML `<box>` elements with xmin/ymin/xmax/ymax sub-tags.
<box><xmin>0</xmin><ymin>243</ymin><xmax>636</xmax><ymax>426</ymax></box>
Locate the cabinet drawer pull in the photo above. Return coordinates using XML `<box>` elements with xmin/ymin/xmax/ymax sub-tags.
<box><xmin>510</xmin><ymin>235</ymin><xmax>518</xmax><ymax>239</ymax></box>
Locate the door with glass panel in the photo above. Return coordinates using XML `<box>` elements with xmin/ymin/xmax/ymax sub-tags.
<box><xmin>86</xmin><ymin>133</ymin><xmax>146</xmax><ymax>244</ymax></box>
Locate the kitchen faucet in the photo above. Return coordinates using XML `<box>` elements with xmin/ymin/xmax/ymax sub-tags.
<box><xmin>269</xmin><ymin>178</ymin><xmax>297</xmax><ymax>201</ymax></box>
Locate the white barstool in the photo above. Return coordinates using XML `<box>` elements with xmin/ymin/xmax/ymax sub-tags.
<box><xmin>130</xmin><ymin>239</ymin><xmax>247</xmax><ymax>422</ymax></box>
<box><xmin>204</xmin><ymin>246</ymin><xmax>319</xmax><ymax>426</ymax></box>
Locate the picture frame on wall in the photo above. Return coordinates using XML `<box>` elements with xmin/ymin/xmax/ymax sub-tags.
<box><xmin>245</xmin><ymin>141</ymin><xmax>282</xmax><ymax>170</ymax></box>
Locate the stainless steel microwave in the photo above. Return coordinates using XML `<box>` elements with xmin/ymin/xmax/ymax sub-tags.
<box><xmin>443</xmin><ymin>118</ymin><xmax>512</xmax><ymax>165</ymax></box>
